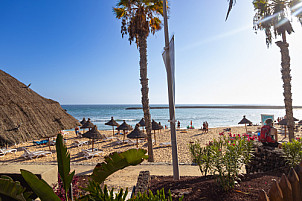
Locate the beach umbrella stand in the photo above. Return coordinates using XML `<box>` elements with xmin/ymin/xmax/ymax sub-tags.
<box><xmin>238</xmin><ymin>115</ymin><xmax>252</xmax><ymax>134</ymax></box>
<box><xmin>127</xmin><ymin>124</ymin><xmax>147</xmax><ymax>148</ymax></box>
<box><xmin>83</xmin><ymin>125</ymin><xmax>104</xmax><ymax>152</ymax></box>
<box><xmin>116</xmin><ymin>120</ymin><xmax>133</xmax><ymax>143</ymax></box>
<box><xmin>105</xmin><ymin>117</ymin><xmax>120</xmax><ymax>138</ymax></box>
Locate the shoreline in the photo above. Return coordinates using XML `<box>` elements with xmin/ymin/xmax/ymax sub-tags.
<box><xmin>126</xmin><ymin>105</ymin><xmax>302</xmax><ymax>110</ymax></box>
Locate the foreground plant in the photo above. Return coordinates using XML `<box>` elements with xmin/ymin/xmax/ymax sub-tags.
<box><xmin>190</xmin><ymin>132</ymin><xmax>255</xmax><ymax>191</ymax></box>
<box><xmin>129</xmin><ymin>188</ymin><xmax>183</xmax><ymax>201</ymax></box>
<box><xmin>282</xmin><ymin>139</ymin><xmax>302</xmax><ymax>168</ymax></box>
<box><xmin>0</xmin><ymin>134</ymin><xmax>149</xmax><ymax>201</ymax></box>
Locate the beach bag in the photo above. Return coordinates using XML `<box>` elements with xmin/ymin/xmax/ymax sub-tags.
<box><xmin>259</xmin><ymin>125</ymin><xmax>275</xmax><ymax>143</ymax></box>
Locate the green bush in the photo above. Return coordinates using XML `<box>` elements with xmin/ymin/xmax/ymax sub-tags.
<box><xmin>79</xmin><ymin>182</ymin><xmax>128</xmax><ymax>201</ymax></box>
<box><xmin>282</xmin><ymin>139</ymin><xmax>302</xmax><ymax>168</ymax></box>
<box><xmin>190</xmin><ymin>132</ymin><xmax>255</xmax><ymax>191</ymax></box>
<box><xmin>129</xmin><ymin>188</ymin><xmax>183</xmax><ymax>201</ymax></box>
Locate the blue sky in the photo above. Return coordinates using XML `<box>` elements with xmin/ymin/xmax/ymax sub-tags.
<box><xmin>1</xmin><ymin>0</ymin><xmax>302</xmax><ymax>105</ymax></box>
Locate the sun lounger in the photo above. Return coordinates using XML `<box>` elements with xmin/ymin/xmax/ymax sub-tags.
<box><xmin>0</xmin><ymin>148</ymin><xmax>17</xmax><ymax>157</ymax></box>
<box><xmin>21</xmin><ymin>147</ymin><xmax>52</xmax><ymax>160</ymax></box>
<box><xmin>124</xmin><ymin>139</ymin><xmax>135</xmax><ymax>145</ymax></box>
<box><xmin>72</xmin><ymin>140</ymin><xmax>88</xmax><ymax>147</ymax></box>
<box><xmin>159</xmin><ymin>142</ymin><xmax>172</xmax><ymax>147</ymax></box>
<box><xmin>82</xmin><ymin>149</ymin><xmax>103</xmax><ymax>159</ymax></box>
<box><xmin>115</xmin><ymin>138</ymin><xmax>124</xmax><ymax>145</ymax></box>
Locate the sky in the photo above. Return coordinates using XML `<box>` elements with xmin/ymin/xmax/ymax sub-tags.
<box><xmin>1</xmin><ymin>0</ymin><xmax>302</xmax><ymax>105</ymax></box>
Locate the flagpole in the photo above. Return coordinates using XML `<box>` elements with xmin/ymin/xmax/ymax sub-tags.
<box><xmin>163</xmin><ymin>0</ymin><xmax>180</xmax><ymax>180</ymax></box>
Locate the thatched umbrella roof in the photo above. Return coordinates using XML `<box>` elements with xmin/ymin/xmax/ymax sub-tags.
<box><xmin>80</xmin><ymin>118</ymin><xmax>94</xmax><ymax>129</ymax></box>
<box><xmin>127</xmin><ymin>124</ymin><xmax>147</xmax><ymax>148</ymax></box>
<box><xmin>127</xmin><ymin>124</ymin><xmax>147</xmax><ymax>139</ymax></box>
<box><xmin>116</xmin><ymin>120</ymin><xmax>133</xmax><ymax>131</ymax></box>
<box><xmin>105</xmin><ymin>117</ymin><xmax>120</xmax><ymax>137</ymax></box>
<box><xmin>105</xmin><ymin>117</ymin><xmax>119</xmax><ymax>127</ymax></box>
<box><xmin>279</xmin><ymin>117</ymin><xmax>299</xmax><ymax>125</ymax></box>
<box><xmin>80</xmin><ymin>117</ymin><xmax>87</xmax><ymax>126</ymax></box>
<box><xmin>83</xmin><ymin>125</ymin><xmax>104</xmax><ymax>140</ymax></box>
<box><xmin>0</xmin><ymin>70</ymin><xmax>80</xmax><ymax>146</ymax></box>
<box><xmin>138</xmin><ymin>118</ymin><xmax>146</xmax><ymax>127</ymax></box>
<box><xmin>152</xmin><ymin>120</ymin><xmax>163</xmax><ymax>130</ymax></box>
<box><xmin>238</xmin><ymin>116</ymin><xmax>252</xmax><ymax>125</ymax></box>
<box><xmin>238</xmin><ymin>115</ymin><xmax>252</xmax><ymax>134</ymax></box>
<box><xmin>298</xmin><ymin>120</ymin><xmax>302</xmax><ymax>125</ymax></box>
<box><xmin>116</xmin><ymin>120</ymin><xmax>133</xmax><ymax>143</ymax></box>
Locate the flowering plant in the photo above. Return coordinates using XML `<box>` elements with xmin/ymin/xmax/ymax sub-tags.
<box><xmin>190</xmin><ymin>132</ymin><xmax>255</xmax><ymax>191</ymax></box>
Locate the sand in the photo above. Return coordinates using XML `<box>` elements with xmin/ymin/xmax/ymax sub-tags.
<box><xmin>1</xmin><ymin>125</ymin><xmax>299</xmax><ymax>165</ymax></box>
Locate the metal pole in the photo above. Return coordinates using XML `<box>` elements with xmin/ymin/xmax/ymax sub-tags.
<box><xmin>163</xmin><ymin>0</ymin><xmax>180</xmax><ymax>180</ymax></box>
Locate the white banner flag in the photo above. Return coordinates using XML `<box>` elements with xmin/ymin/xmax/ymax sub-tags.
<box><xmin>162</xmin><ymin>35</ymin><xmax>175</xmax><ymax>105</ymax></box>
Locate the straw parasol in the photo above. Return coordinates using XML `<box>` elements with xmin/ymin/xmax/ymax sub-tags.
<box><xmin>83</xmin><ymin>125</ymin><xmax>104</xmax><ymax>151</ymax></box>
<box><xmin>0</xmin><ymin>70</ymin><xmax>80</xmax><ymax>146</ymax></box>
<box><xmin>80</xmin><ymin>117</ymin><xmax>87</xmax><ymax>134</ymax></box>
<box><xmin>105</xmin><ymin>117</ymin><xmax>120</xmax><ymax>137</ymax></box>
<box><xmin>298</xmin><ymin>120</ymin><xmax>302</xmax><ymax>125</ymax></box>
<box><xmin>80</xmin><ymin>118</ymin><xmax>94</xmax><ymax>131</ymax></box>
<box><xmin>238</xmin><ymin>115</ymin><xmax>252</xmax><ymax>133</ymax></box>
<box><xmin>127</xmin><ymin>124</ymin><xmax>147</xmax><ymax>148</ymax></box>
<box><xmin>278</xmin><ymin>117</ymin><xmax>299</xmax><ymax>137</ymax></box>
<box><xmin>116</xmin><ymin>120</ymin><xmax>133</xmax><ymax>143</ymax></box>
<box><xmin>152</xmin><ymin>120</ymin><xmax>163</xmax><ymax>144</ymax></box>
<box><xmin>138</xmin><ymin>118</ymin><xmax>146</xmax><ymax>132</ymax></box>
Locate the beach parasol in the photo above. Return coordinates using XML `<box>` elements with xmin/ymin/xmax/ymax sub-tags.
<box><xmin>83</xmin><ymin>125</ymin><xmax>104</xmax><ymax>151</ymax></box>
<box><xmin>138</xmin><ymin>118</ymin><xmax>146</xmax><ymax>132</ymax></box>
<box><xmin>238</xmin><ymin>115</ymin><xmax>252</xmax><ymax>133</ymax></box>
<box><xmin>0</xmin><ymin>70</ymin><xmax>80</xmax><ymax>146</ymax></box>
<box><xmin>152</xmin><ymin>120</ymin><xmax>163</xmax><ymax>144</ymax></box>
<box><xmin>127</xmin><ymin>124</ymin><xmax>147</xmax><ymax>148</ymax></box>
<box><xmin>298</xmin><ymin>120</ymin><xmax>302</xmax><ymax>125</ymax></box>
<box><xmin>278</xmin><ymin>117</ymin><xmax>299</xmax><ymax>137</ymax></box>
<box><xmin>105</xmin><ymin>117</ymin><xmax>120</xmax><ymax>137</ymax></box>
<box><xmin>80</xmin><ymin>117</ymin><xmax>87</xmax><ymax>134</ymax></box>
<box><xmin>80</xmin><ymin>118</ymin><xmax>94</xmax><ymax>131</ymax></box>
<box><xmin>116</xmin><ymin>120</ymin><xmax>133</xmax><ymax>142</ymax></box>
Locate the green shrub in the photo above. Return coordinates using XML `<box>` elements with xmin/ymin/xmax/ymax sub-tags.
<box><xmin>129</xmin><ymin>188</ymin><xmax>183</xmax><ymax>201</ymax></box>
<box><xmin>282</xmin><ymin>139</ymin><xmax>302</xmax><ymax>168</ymax></box>
<box><xmin>190</xmin><ymin>132</ymin><xmax>255</xmax><ymax>191</ymax></box>
<box><xmin>79</xmin><ymin>182</ymin><xmax>128</xmax><ymax>201</ymax></box>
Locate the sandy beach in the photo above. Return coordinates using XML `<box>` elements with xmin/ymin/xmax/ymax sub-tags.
<box><xmin>1</xmin><ymin>125</ymin><xmax>299</xmax><ymax>164</ymax></box>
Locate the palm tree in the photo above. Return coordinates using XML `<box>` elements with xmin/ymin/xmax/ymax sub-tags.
<box><xmin>113</xmin><ymin>0</ymin><xmax>163</xmax><ymax>161</ymax></box>
<box><xmin>226</xmin><ymin>0</ymin><xmax>302</xmax><ymax>141</ymax></box>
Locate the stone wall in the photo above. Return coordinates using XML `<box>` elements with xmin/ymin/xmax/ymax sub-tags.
<box><xmin>133</xmin><ymin>171</ymin><xmax>150</xmax><ymax>196</ymax></box>
<box><xmin>246</xmin><ymin>142</ymin><xmax>287</xmax><ymax>174</ymax></box>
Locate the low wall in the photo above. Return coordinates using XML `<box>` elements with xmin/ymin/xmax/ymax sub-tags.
<box><xmin>133</xmin><ymin>171</ymin><xmax>150</xmax><ymax>196</ymax></box>
<box><xmin>246</xmin><ymin>142</ymin><xmax>287</xmax><ymax>174</ymax></box>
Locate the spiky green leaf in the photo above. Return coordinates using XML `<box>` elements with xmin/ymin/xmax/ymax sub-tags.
<box><xmin>20</xmin><ymin>170</ymin><xmax>61</xmax><ymax>201</ymax></box>
<box><xmin>55</xmin><ymin>133</ymin><xmax>75</xmax><ymax>196</ymax></box>
<box><xmin>91</xmin><ymin>149</ymin><xmax>148</xmax><ymax>184</ymax></box>
<box><xmin>0</xmin><ymin>176</ymin><xmax>28</xmax><ymax>201</ymax></box>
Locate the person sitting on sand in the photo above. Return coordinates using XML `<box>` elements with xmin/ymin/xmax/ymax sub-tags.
<box><xmin>259</xmin><ymin>118</ymin><xmax>279</xmax><ymax>147</ymax></box>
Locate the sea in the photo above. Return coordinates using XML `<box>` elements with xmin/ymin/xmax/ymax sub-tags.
<box><xmin>61</xmin><ymin>104</ymin><xmax>302</xmax><ymax>130</ymax></box>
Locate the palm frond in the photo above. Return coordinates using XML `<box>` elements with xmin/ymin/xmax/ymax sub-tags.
<box><xmin>226</xmin><ymin>0</ymin><xmax>236</xmax><ymax>21</ymax></box>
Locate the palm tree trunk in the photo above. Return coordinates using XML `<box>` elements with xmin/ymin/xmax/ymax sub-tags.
<box><xmin>139</xmin><ymin>34</ymin><xmax>154</xmax><ymax>162</ymax></box>
<box><xmin>276</xmin><ymin>33</ymin><xmax>295</xmax><ymax>141</ymax></box>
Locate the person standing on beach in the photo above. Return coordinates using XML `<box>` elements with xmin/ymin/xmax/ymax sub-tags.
<box><xmin>75</xmin><ymin>126</ymin><xmax>79</xmax><ymax>137</ymax></box>
<box><xmin>177</xmin><ymin>121</ymin><xmax>180</xmax><ymax>129</ymax></box>
<box><xmin>202</xmin><ymin>122</ymin><xmax>206</xmax><ymax>133</ymax></box>
<box><xmin>205</xmin><ymin>121</ymin><xmax>209</xmax><ymax>133</ymax></box>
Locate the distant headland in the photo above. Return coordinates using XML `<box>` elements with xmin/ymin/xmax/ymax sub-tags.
<box><xmin>126</xmin><ymin>105</ymin><xmax>302</xmax><ymax>110</ymax></box>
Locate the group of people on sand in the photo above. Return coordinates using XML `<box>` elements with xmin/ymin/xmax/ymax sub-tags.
<box><xmin>202</xmin><ymin>121</ymin><xmax>208</xmax><ymax>133</ymax></box>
